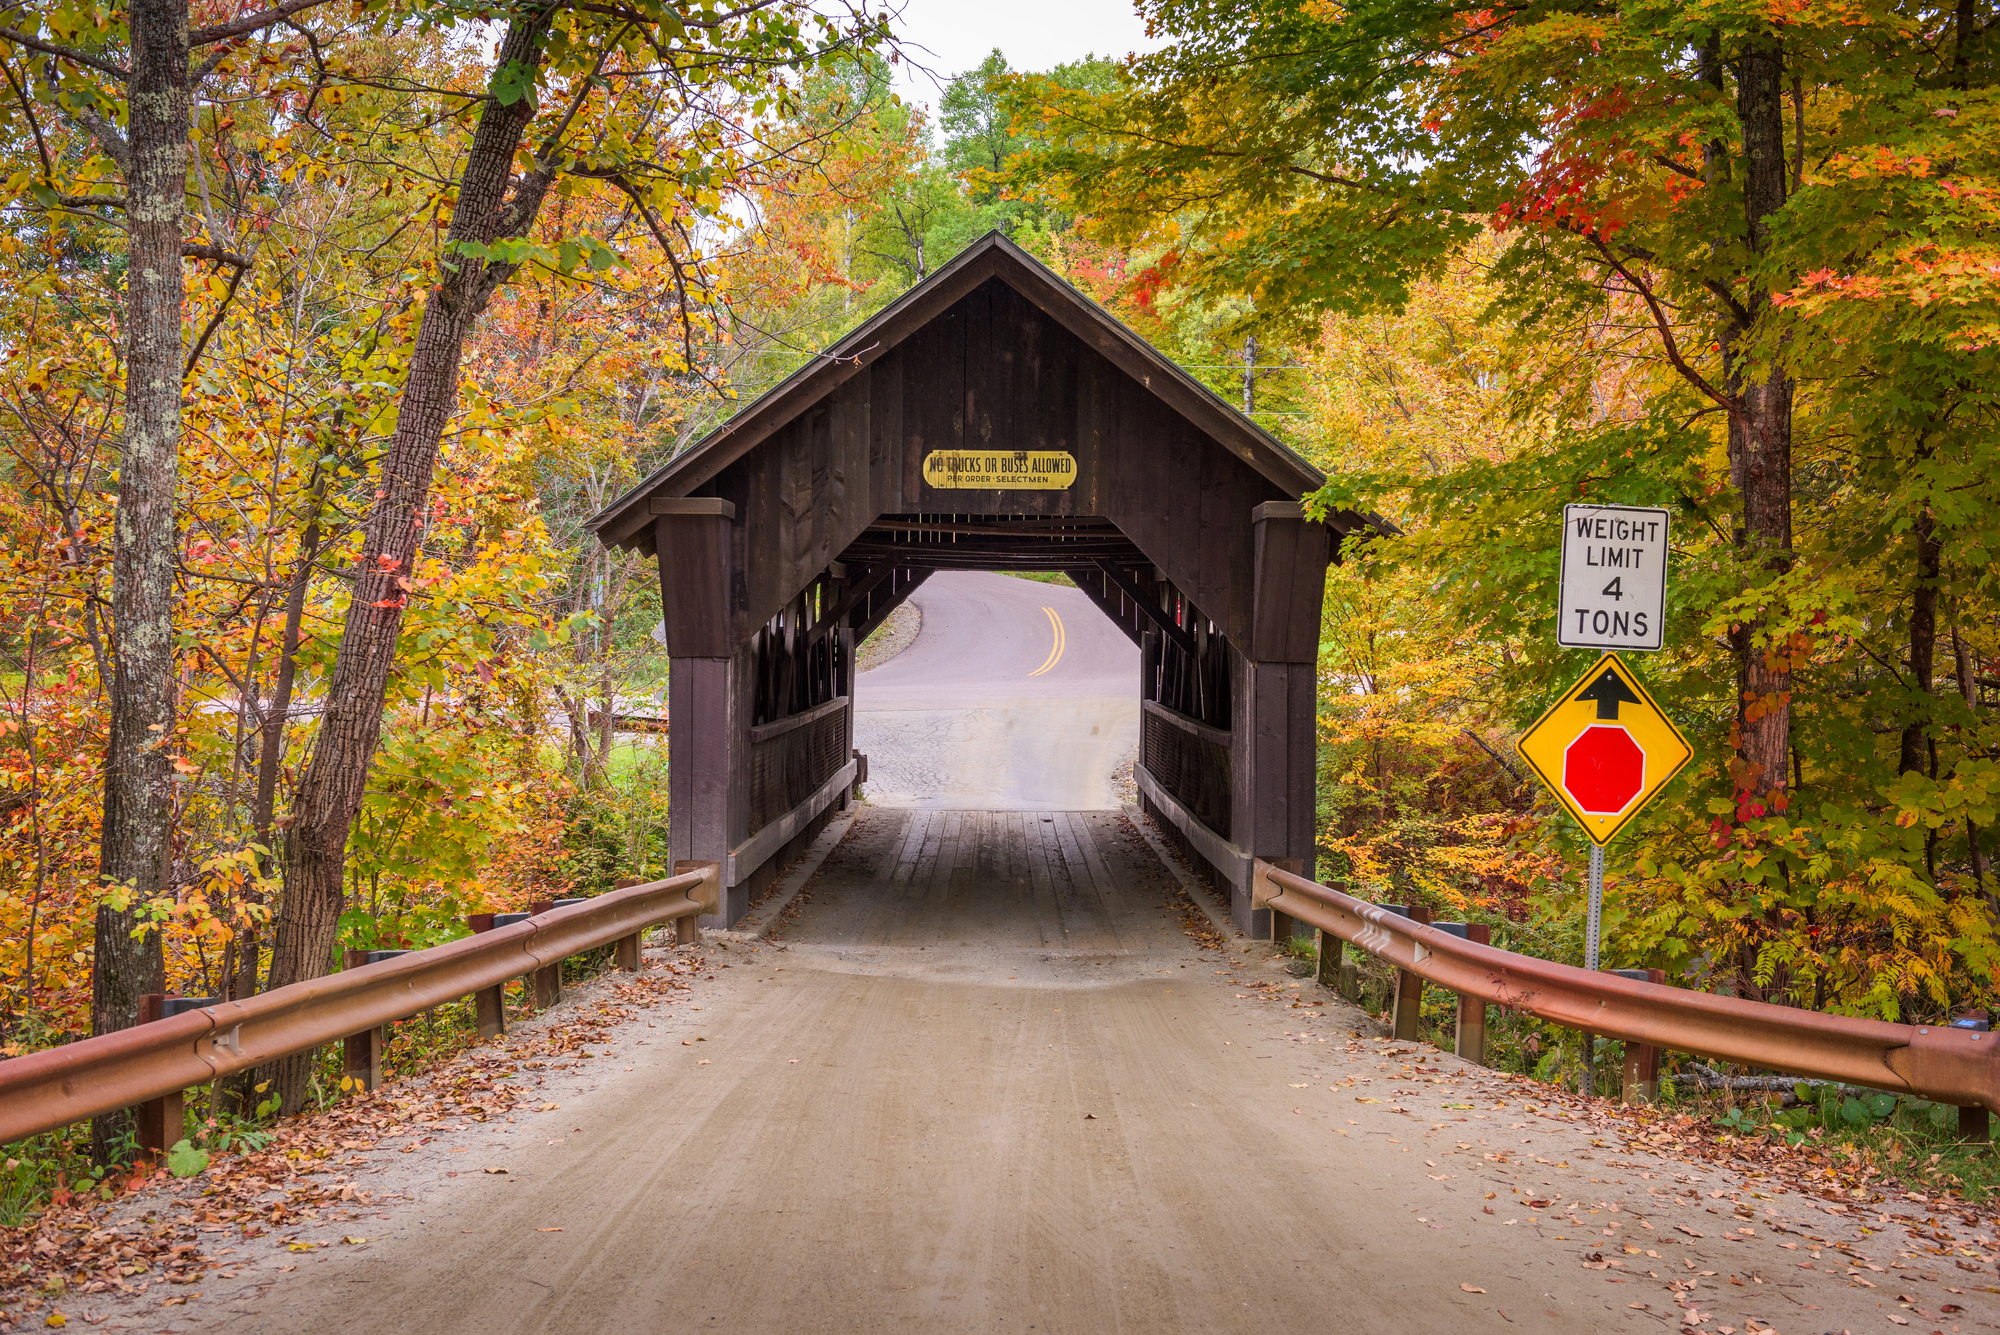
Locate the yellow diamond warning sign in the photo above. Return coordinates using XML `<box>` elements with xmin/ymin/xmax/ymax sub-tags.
<box><xmin>1516</xmin><ymin>652</ymin><xmax>1692</xmax><ymax>845</ymax></box>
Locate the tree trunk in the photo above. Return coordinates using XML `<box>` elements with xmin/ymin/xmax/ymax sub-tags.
<box><xmin>241</xmin><ymin>510</ymin><xmax>316</xmax><ymax>993</ymax></box>
<box><xmin>1726</xmin><ymin>37</ymin><xmax>1797</xmax><ymax>820</ymax></box>
<box><xmin>91</xmin><ymin>0</ymin><xmax>188</xmax><ymax>1164</ymax></box>
<box><xmin>264</xmin><ymin>10</ymin><xmax>557</xmax><ymax>1114</ymax></box>
<box><xmin>1951</xmin><ymin>619</ymin><xmax>1995</xmax><ymax>912</ymax></box>
<box><xmin>1899</xmin><ymin>511</ymin><xmax>1940</xmax><ymax>777</ymax></box>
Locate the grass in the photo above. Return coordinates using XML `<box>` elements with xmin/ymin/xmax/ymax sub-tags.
<box><xmin>1000</xmin><ymin>571</ymin><xmax>1075</xmax><ymax>586</ymax></box>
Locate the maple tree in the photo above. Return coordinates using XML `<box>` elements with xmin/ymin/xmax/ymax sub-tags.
<box><xmin>1018</xmin><ymin>0</ymin><xmax>2000</xmax><ymax>1017</ymax></box>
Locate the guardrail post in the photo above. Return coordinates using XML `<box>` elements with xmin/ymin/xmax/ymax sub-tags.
<box><xmin>1263</xmin><ymin>858</ymin><xmax>1303</xmax><ymax>951</ymax></box>
<box><xmin>1392</xmin><ymin>905</ymin><xmax>1431</xmax><ymax>1041</ymax></box>
<box><xmin>340</xmin><ymin>950</ymin><xmax>384</xmax><ymax>1092</ymax></box>
<box><xmin>529</xmin><ymin>899</ymin><xmax>561</xmax><ymax>1008</ymax></box>
<box><xmin>133</xmin><ymin>993</ymin><xmax>183</xmax><ymax>1161</ymax></box>
<box><xmin>606</xmin><ymin>880</ymin><xmax>645</xmax><ymax>972</ymax></box>
<box><xmin>1315</xmin><ymin>927</ymin><xmax>1340</xmax><ymax>992</ymax></box>
<box><xmin>673</xmin><ymin>860</ymin><xmax>716</xmax><ymax>946</ymax></box>
<box><xmin>466</xmin><ymin>914</ymin><xmax>507</xmax><ymax>1039</ymax></box>
<box><xmin>1952</xmin><ymin>1011</ymin><xmax>1991</xmax><ymax>1143</ymax></box>
<box><xmin>614</xmin><ymin>931</ymin><xmax>642</xmax><ymax>971</ymax></box>
<box><xmin>1457</xmin><ymin>925</ymin><xmax>1490</xmax><ymax>1065</ymax></box>
<box><xmin>1613</xmin><ymin>968</ymin><xmax>1666</xmax><ymax>1103</ymax></box>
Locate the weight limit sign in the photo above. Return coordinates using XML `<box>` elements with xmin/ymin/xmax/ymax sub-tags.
<box><xmin>1557</xmin><ymin>502</ymin><xmax>1670</xmax><ymax>653</ymax></box>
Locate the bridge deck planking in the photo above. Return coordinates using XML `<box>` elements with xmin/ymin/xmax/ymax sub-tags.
<box><xmin>825</xmin><ymin>810</ymin><xmax>1159</xmax><ymax>952</ymax></box>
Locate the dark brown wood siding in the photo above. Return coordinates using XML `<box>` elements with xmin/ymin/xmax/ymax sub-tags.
<box><xmin>1141</xmin><ymin>701</ymin><xmax>1232</xmax><ymax>841</ymax></box>
<box><xmin>747</xmin><ymin>697</ymin><xmax>851</xmax><ymax>835</ymax></box>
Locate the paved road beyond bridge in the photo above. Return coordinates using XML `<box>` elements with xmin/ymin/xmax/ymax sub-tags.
<box><xmin>852</xmin><ymin>570</ymin><xmax>1139</xmax><ymax>811</ymax></box>
<box><xmin>194</xmin><ymin>809</ymin><xmax>1923</xmax><ymax>1335</ymax></box>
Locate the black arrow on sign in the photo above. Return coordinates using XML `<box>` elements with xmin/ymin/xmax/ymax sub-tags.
<box><xmin>1575</xmin><ymin>665</ymin><xmax>1642</xmax><ymax>720</ymax></box>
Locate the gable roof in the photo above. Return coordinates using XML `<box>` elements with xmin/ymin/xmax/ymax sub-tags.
<box><xmin>589</xmin><ymin>231</ymin><xmax>1329</xmax><ymax>552</ymax></box>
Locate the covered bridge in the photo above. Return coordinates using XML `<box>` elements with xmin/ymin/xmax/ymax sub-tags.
<box><xmin>589</xmin><ymin>233</ymin><xmax>1373</xmax><ymax>933</ymax></box>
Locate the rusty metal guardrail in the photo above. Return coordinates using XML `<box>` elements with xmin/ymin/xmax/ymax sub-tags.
<box><xmin>1252</xmin><ymin>861</ymin><xmax>2000</xmax><ymax>1118</ymax></box>
<box><xmin>0</xmin><ymin>862</ymin><xmax>720</xmax><ymax>1147</ymax></box>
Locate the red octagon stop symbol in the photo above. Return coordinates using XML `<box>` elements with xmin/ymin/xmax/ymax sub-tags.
<box><xmin>1563</xmin><ymin>724</ymin><xmax>1644</xmax><ymax>814</ymax></box>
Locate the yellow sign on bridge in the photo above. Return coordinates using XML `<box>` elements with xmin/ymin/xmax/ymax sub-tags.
<box><xmin>922</xmin><ymin>450</ymin><xmax>1077</xmax><ymax>490</ymax></box>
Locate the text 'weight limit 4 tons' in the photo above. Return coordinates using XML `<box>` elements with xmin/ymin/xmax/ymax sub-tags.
<box><xmin>1558</xmin><ymin>502</ymin><xmax>1670</xmax><ymax>653</ymax></box>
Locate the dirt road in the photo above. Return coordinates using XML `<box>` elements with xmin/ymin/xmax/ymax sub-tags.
<box><xmin>158</xmin><ymin>809</ymin><xmax>1988</xmax><ymax>1335</ymax></box>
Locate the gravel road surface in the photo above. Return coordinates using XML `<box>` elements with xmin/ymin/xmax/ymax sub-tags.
<box><xmin>151</xmin><ymin>809</ymin><xmax>1981</xmax><ymax>1335</ymax></box>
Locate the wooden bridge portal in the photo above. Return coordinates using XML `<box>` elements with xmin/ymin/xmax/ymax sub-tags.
<box><xmin>590</xmin><ymin>234</ymin><xmax>1373</xmax><ymax>933</ymax></box>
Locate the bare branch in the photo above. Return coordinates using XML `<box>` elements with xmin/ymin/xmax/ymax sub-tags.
<box><xmin>66</xmin><ymin>104</ymin><xmax>130</xmax><ymax>170</ymax></box>
<box><xmin>1589</xmin><ymin>234</ymin><xmax>1739</xmax><ymax>419</ymax></box>
<box><xmin>185</xmin><ymin>261</ymin><xmax>247</xmax><ymax>376</ymax></box>
<box><xmin>183</xmin><ymin>242</ymin><xmax>249</xmax><ymax>266</ymax></box>
<box><xmin>0</xmin><ymin>24</ymin><xmax>128</xmax><ymax>78</ymax></box>
<box><xmin>188</xmin><ymin>0</ymin><xmax>339</xmax><ymax>49</ymax></box>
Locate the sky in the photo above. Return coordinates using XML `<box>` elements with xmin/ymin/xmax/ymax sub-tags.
<box><xmin>884</xmin><ymin>0</ymin><xmax>1162</xmax><ymax>114</ymax></box>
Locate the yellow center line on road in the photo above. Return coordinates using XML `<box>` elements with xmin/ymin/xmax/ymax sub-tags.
<box><xmin>1029</xmin><ymin>606</ymin><xmax>1065</xmax><ymax>676</ymax></box>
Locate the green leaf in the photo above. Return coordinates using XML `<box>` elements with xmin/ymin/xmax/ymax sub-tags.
<box><xmin>489</xmin><ymin>59</ymin><xmax>536</xmax><ymax>108</ymax></box>
<box><xmin>166</xmin><ymin>1139</ymin><xmax>209</xmax><ymax>1178</ymax></box>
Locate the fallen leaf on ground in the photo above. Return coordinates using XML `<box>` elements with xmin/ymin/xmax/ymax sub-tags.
<box><xmin>537</xmin><ymin>1227</ymin><xmax>564</xmax><ymax>1232</ymax></box>
<box><xmin>1460</xmin><ymin>1283</ymin><xmax>1485</xmax><ymax>1293</ymax></box>
<box><xmin>484</xmin><ymin>1167</ymin><xmax>508</xmax><ymax>1174</ymax></box>
<box><xmin>341</xmin><ymin>1236</ymin><xmax>366</xmax><ymax>1245</ymax></box>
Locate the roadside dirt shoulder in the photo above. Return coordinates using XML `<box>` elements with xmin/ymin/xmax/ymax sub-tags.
<box><xmin>1</xmin><ymin>935</ymin><xmax>722</xmax><ymax>1332</ymax></box>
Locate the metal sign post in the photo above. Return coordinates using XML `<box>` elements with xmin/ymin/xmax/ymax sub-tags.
<box><xmin>1582</xmin><ymin>841</ymin><xmax>1604</xmax><ymax>1096</ymax></box>
<box><xmin>1521</xmin><ymin>654</ymin><xmax>1690</xmax><ymax>1099</ymax></box>
<box><xmin>1525</xmin><ymin>505</ymin><xmax>1679</xmax><ymax>1098</ymax></box>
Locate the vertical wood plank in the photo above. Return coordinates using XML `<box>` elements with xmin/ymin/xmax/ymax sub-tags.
<box><xmin>870</xmin><ymin>349</ymin><xmax>903</xmax><ymax>513</ymax></box>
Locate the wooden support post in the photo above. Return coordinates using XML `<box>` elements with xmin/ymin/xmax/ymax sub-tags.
<box><xmin>133</xmin><ymin>993</ymin><xmax>182</xmax><ymax>1160</ymax></box>
<box><xmin>340</xmin><ymin>950</ymin><xmax>384</xmax><ymax>1092</ymax></box>
<box><xmin>465</xmin><ymin>914</ymin><xmax>506</xmax><ymax>1039</ymax></box>
<box><xmin>1392</xmin><ymin>905</ymin><xmax>1431</xmax><ymax>1041</ymax></box>
<box><xmin>528</xmin><ymin>899</ymin><xmax>560</xmax><ymax>1009</ymax></box>
<box><xmin>1615</xmin><ymin>968</ymin><xmax>1667</xmax><ymax>1105</ymax></box>
<box><xmin>1455</xmin><ymin>924</ymin><xmax>1491</xmax><ymax>1066</ymax></box>
<box><xmin>676</xmin><ymin>913</ymin><xmax>699</xmax><ymax>947</ymax></box>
